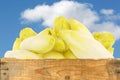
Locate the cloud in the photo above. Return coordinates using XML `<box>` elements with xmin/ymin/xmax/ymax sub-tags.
<box><xmin>100</xmin><ymin>9</ymin><xmax>120</xmax><ymax>21</ymax></box>
<box><xmin>21</xmin><ymin>0</ymin><xmax>120</xmax><ymax>40</ymax></box>
<box><xmin>100</xmin><ymin>9</ymin><xmax>114</xmax><ymax>15</ymax></box>
<box><xmin>21</xmin><ymin>0</ymin><xmax>99</xmax><ymax>27</ymax></box>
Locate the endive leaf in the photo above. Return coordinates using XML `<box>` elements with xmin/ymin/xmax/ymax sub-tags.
<box><xmin>12</xmin><ymin>38</ymin><xmax>22</xmax><ymax>50</ymax></box>
<box><xmin>20</xmin><ymin>35</ymin><xmax>55</xmax><ymax>54</ymax></box>
<box><xmin>64</xmin><ymin>50</ymin><xmax>77</xmax><ymax>59</ymax></box>
<box><xmin>38</xmin><ymin>28</ymin><xmax>55</xmax><ymax>36</ymax></box>
<box><xmin>53</xmin><ymin>16</ymin><xmax>69</xmax><ymax>52</ymax></box>
<box><xmin>53</xmin><ymin>37</ymin><xmax>67</xmax><ymax>52</ymax></box>
<box><xmin>59</xmin><ymin>30</ymin><xmax>113</xmax><ymax>59</ymax></box>
<box><xmin>53</xmin><ymin>16</ymin><xmax>70</xmax><ymax>34</ymax></box>
<box><xmin>12</xmin><ymin>27</ymin><xmax>37</xmax><ymax>50</ymax></box>
<box><xmin>20</xmin><ymin>27</ymin><xmax>37</xmax><ymax>40</ymax></box>
<box><xmin>43</xmin><ymin>51</ymin><xmax>65</xmax><ymax>59</ymax></box>
<box><xmin>93</xmin><ymin>32</ymin><xmax>115</xmax><ymax>48</ymax></box>
<box><xmin>69</xmin><ymin>19</ymin><xmax>93</xmax><ymax>38</ymax></box>
<box><xmin>4</xmin><ymin>50</ymin><xmax>40</xmax><ymax>59</ymax></box>
<box><xmin>93</xmin><ymin>32</ymin><xmax>115</xmax><ymax>54</ymax></box>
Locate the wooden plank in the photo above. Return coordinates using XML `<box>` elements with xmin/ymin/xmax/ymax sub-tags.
<box><xmin>0</xmin><ymin>58</ymin><xmax>120</xmax><ymax>80</ymax></box>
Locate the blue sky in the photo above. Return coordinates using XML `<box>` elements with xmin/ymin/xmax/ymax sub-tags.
<box><xmin>0</xmin><ymin>0</ymin><xmax>120</xmax><ymax>58</ymax></box>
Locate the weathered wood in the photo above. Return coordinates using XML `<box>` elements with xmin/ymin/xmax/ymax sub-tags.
<box><xmin>0</xmin><ymin>58</ymin><xmax>120</xmax><ymax>80</ymax></box>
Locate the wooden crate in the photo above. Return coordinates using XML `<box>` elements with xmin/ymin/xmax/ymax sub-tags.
<box><xmin>0</xmin><ymin>58</ymin><xmax>120</xmax><ymax>80</ymax></box>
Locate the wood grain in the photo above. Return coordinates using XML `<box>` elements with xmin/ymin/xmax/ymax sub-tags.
<box><xmin>0</xmin><ymin>58</ymin><xmax>120</xmax><ymax>80</ymax></box>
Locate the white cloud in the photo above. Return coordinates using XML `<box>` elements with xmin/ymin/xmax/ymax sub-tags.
<box><xmin>21</xmin><ymin>0</ymin><xmax>120</xmax><ymax>40</ymax></box>
<box><xmin>100</xmin><ymin>9</ymin><xmax>114</xmax><ymax>15</ymax></box>
<box><xmin>100</xmin><ymin>9</ymin><xmax>120</xmax><ymax>21</ymax></box>
<box><xmin>21</xmin><ymin>0</ymin><xmax>99</xmax><ymax>27</ymax></box>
